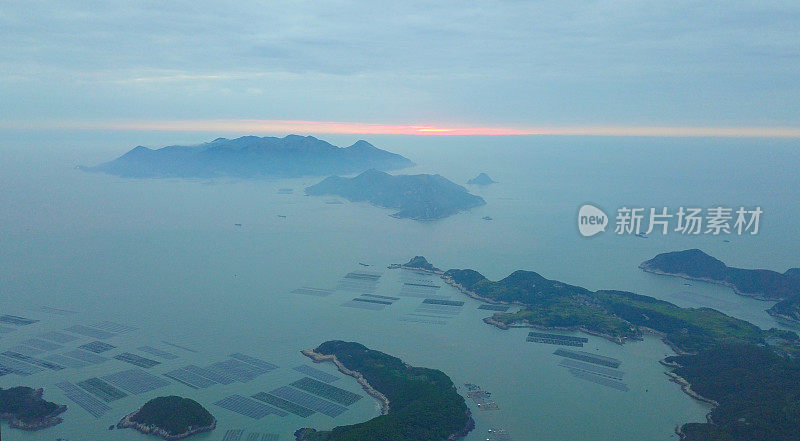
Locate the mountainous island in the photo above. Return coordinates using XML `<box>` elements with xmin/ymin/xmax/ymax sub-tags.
<box><xmin>466</xmin><ymin>172</ymin><xmax>496</xmax><ymax>185</ymax></box>
<box><xmin>398</xmin><ymin>256</ymin><xmax>800</xmax><ymax>441</ymax></box>
<box><xmin>305</xmin><ymin>169</ymin><xmax>486</xmax><ymax>220</ymax></box>
<box><xmin>295</xmin><ymin>340</ymin><xmax>474</xmax><ymax>441</ymax></box>
<box><xmin>116</xmin><ymin>396</ymin><xmax>216</xmax><ymax>440</ymax></box>
<box><xmin>391</xmin><ymin>255</ymin><xmax>442</xmax><ymax>273</ymax></box>
<box><xmin>0</xmin><ymin>386</ymin><xmax>66</xmax><ymax>430</ymax></box>
<box><xmin>82</xmin><ymin>135</ymin><xmax>414</xmax><ymax>178</ymax></box>
<box><xmin>640</xmin><ymin>249</ymin><xmax>800</xmax><ymax>322</ymax></box>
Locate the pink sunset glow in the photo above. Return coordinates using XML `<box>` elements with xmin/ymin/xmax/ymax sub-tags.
<box><xmin>4</xmin><ymin>119</ymin><xmax>800</xmax><ymax>138</ymax></box>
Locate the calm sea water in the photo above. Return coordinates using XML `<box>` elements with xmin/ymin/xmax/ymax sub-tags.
<box><xmin>1</xmin><ymin>131</ymin><xmax>798</xmax><ymax>441</ymax></box>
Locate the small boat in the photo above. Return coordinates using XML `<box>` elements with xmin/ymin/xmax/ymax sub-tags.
<box><xmin>277</xmin><ymin>215</ymin><xmax>287</xmax><ymax>218</ymax></box>
<box><xmin>234</xmin><ymin>223</ymin><xmax>242</xmax><ymax>227</ymax></box>
<box><xmin>358</xmin><ymin>262</ymin><xmax>371</xmax><ymax>267</ymax></box>
<box><xmin>635</xmin><ymin>232</ymin><xmax>648</xmax><ymax>238</ymax></box>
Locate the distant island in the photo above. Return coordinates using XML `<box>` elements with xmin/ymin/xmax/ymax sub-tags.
<box><xmin>296</xmin><ymin>340</ymin><xmax>474</xmax><ymax>441</ymax></box>
<box><xmin>0</xmin><ymin>386</ymin><xmax>66</xmax><ymax>430</ymax></box>
<box><xmin>640</xmin><ymin>249</ymin><xmax>800</xmax><ymax>322</ymax></box>
<box><xmin>116</xmin><ymin>396</ymin><xmax>216</xmax><ymax>440</ymax></box>
<box><xmin>399</xmin><ymin>256</ymin><xmax>800</xmax><ymax>441</ymax></box>
<box><xmin>466</xmin><ymin>172</ymin><xmax>496</xmax><ymax>185</ymax></box>
<box><xmin>389</xmin><ymin>255</ymin><xmax>442</xmax><ymax>273</ymax></box>
<box><xmin>81</xmin><ymin>135</ymin><xmax>414</xmax><ymax>178</ymax></box>
<box><xmin>305</xmin><ymin>169</ymin><xmax>486</xmax><ymax>220</ymax></box>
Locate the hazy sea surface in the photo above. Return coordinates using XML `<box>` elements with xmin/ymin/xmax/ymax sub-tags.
<box><xmin>1</xmin><ymin>131</ymin><xmax>798</xmax><ymax>441</ymax></box>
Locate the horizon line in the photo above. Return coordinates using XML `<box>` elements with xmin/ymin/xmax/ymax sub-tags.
<box><xmin>4</xmin><ymin>119</ymin><xmax>800</xmax><ymax>138</ymax></box>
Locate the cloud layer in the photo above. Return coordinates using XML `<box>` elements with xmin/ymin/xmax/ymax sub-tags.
<box><xmin>2</xmin><ymin>1</ymin><xmax>799</xmax><ymax>129</ymax></box>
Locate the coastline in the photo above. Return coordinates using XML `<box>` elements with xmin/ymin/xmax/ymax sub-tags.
<box><xmin>659</xmin><ymin>359</ymin><xmax>718</xmax><ymax>439</ymax></box>
<box><xmin>116</xmin><ymin>410</ymin><xmax>216</xmax><ymax>440</ymax></box>
<box><xmin>442</xmin><ymin>272</ymin><xmax>634</xmax><ymax>345</ymax></box>
<box><xmin>638</xmin><ymin>264</ymin><xmax>779</xmax><ymax>302</ymax></box>
<box><xmin>1</xmin><ymin>408</ymin><xmax>66</xmax><ymax>431</ymax></box>
<box><xmin>767</xmin><ymin>309</ymin><xmax>800</xmax><ymax>324</ymax></box>
<box><xmin>395</xmin><ymin>263</ymin><xmax>634</xmax><ymax>345</ymax></box>
<box><xmin>300</xmin><ymin>347</ymin><xmax>475</xmax><ymax>441</ymax></box>
<box><xmin>301</xmin><ymin>349</ymin><xmax>390</xmax><ymax>415</ymax></box>
<box><xmin>0</xmin><ymin>388</ymin><xmax>66</xmax><ymax>431</ymax></box>
<box><xmin>661</xmin><ymin>369</ymin><xmax>719</xmax><ymax>408</ymax></box>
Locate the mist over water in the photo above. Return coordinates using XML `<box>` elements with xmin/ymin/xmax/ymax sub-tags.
<box><xmin>1</xmin><ymin>130</ymin><xmax>799</xmax><ymax>440</ymax></box>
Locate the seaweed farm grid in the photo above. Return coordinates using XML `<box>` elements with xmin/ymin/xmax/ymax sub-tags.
<box><xmin>0</xmin><ymin>355</ymin><xmax>45</xmax><ymax>375</ymax></box>
<box><xmin>293</xmin><ymin>365</ymin><xmax>340</xmax><ymax>383</ymax></box>
<box><xmin>398</xmin><ymin>316</ymin><xmax>448</xmax><ymax>325</ymax></box>
<box><xmin>184</xmin><ymin>364</ymin><xmax>236</xmax><ymax>385</ymax></box>
<box><xmin>64</xmin><ymin>325</ymin><xmax>116</xmax><ymax>340</ymax></box>
<box><xmin>229</xmin><ymin>353</ymin><xmax>279</xmax><ymax>371</ymax></box>
<box><xmin>478</xmin><ymin>304</ymin><xmax>511</xmax><ymax>312</ymax></box>
<box><xmin>558</xmin><ymin>358</ymin><xmax>625</xmax><ymax>380</ymax></box>
<box><xmin>38</xmin><ymin>331</ymin><xmax>79</xmax><ymax>343</ymax></box>
<box><xmin>79</xmin><ymin>340</ymin><xmax>116</xmax><ymax>353</ymax></box>
<box><xmin>56</xmin><ymin>382</ymin><xmax>111</xmax><ymax>418</ymax></box>
<box><xmin>554</xmin><ymin>348</ymin><xmax>628</xmax><ymax>391</ymax></box>
<box><xmin>215</xmin><ymin>394</ymin><xmax>287</xmax><ymax>419</ymax></box>
<box><xmin>8</xmin><ymin>345</ymin><xmax>44</xmax><ymax>356</ymax></box>
<box><xmin>222</xmin><ymin>429</ymin><xmax>245</xmax><ymax>441</ymax></box>
<box><xmin>291</xmin><ymin>287</ymin><xmax>334</xmax><ymax>297</ymax></box>
<box><xmin>336</xmin><ymin>270</ymin><xmax>382</xmax><ymax>293</ymax></box>
<box><xmin>64</xmin><ymin>349</ymin><xmax>108</xmax><ymax>364</ymax></box>
<box><xmin>553</xmin><ymin>348</ymin><xmax>621</xmax><ymax>368</ymax></box>
<box><xmin>114</xmin><ymin>352</ymin><xmax>161</xmax><ymax>368</ymax></box>
<box><xmin>208</xmin><ymin>358</ymin><xmax>268</xmax><ymax>382</ymax></box>
<box><xmin>341</xmin><ymin>294</ymin><xmax>398</xmax><ymax>311</ymax></box>
<box><xmin>91</xmin><ymin>320</ymin><xmax>137</xmax><ymax>333</ymax></box>
<box><xmin>2</xmin><ymin>351</ymin><xmax>64</xmax><ymax>370</ymax></box>
<box><xmin>165</xmin><ymin>367</ymin><xmax>218</xmax><ymax>389</ymax></box>
<box><xmin>415</xmin><ymin>298</ymin><xmax>465</xmax><ymax>316</ymax></box>
<box><xmin>102</xmin><ymin>368</ymin><xmax>170</xmax><ymax>394</ymax></box>
<box><xmin>35</xmin><ymin>306</ymin><xmax>77</xmax><ymax>316</ymax></box>
<box><xmin>77</xmin><ymin>377</ymin><xmax>128</xmax><ymax>402</ymax></box>
<box><xmin>0</xmin><ymin>314</ymin><xmax>38</xmax><ymax>325</ymax></box>
<box><xmin>138</xmin><ymin>345</ymin><xmax>179</xmax><ymax>359</ymax></box>
<box><xmin>252</xmin><ymin>392</ymin><xmax>315</xmax><ymax>417</ymax></box>
<box><xmin>43</xmin><ymin>354</ymin><xmax>89</xmax><ymax>369</ymax></box>
<box><xmin>567</xmin><ymin>368</ymin><xmax>629</xmax><ymax>391</ymax></box>
<box><xmin>398</xmin><ymin>282</ymin><xmax>449</xmax><ymax>299</ymax></box>
<box><xmin>291</xmin><ymin>377</ymin><xmax>362</xmax><ymax>405</ymax></box>
<box><xmin>22</xmin><ymin>338</ymin><xmax>63</xmax><ymax>351</ymax></box>
<box><xmin>269</xmin><ymin>386</ymin><xmax>348</xmax><ymax>417</ymax></box>
<box><xmin>527</xmin><ymin>332</ymin><xmax>589</xmax><ymax>347</ymax></box>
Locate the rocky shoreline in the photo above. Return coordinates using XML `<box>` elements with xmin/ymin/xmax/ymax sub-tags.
<box><xmin>299</xmin><ymin>347</ymin><xmax>474</xmax><ymax>441</ymax></box>
<box><xmin>301</xmin><ymin>349</ymin><xmax>390</xmax><ymax>414</ymax></box>
<box><xmin>0</xmin><ymin>388</ymin><xmax>66</xmax><ymax>431</ymax></box>
<box><xmin>116</xmin><ymin>410</ymin><xmax>216</xmax><ymax>440</ymax></box>
<box><xmin>639</xmin><ymin>265</ymin><xmax>777</xmax><ymax>302</ymax></box>
<box><xmin>1</xmin><ymin>408</ymin><xmax>66</xmax><ymax>431</ymax></box>
<box><xmin>662</xmin><ymin>370</ymin><xmax>719</xmax><ymax>407</ymax></box>
<box><xmin>659</xmin><ymin>360</ymin><xmax>718</xmax><ymax>439</ymax></box>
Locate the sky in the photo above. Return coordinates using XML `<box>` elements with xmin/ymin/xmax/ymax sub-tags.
<box><xmin>1</xmin><ymin>0</ymin><xmax>799</xmax><ymax>136</ymax></box>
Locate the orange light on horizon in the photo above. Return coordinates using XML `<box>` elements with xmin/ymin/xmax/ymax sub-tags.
<box><xmin>2</xmin><ymin>118</ymin><xmax>800</xmax><ymax>138</ymax></box>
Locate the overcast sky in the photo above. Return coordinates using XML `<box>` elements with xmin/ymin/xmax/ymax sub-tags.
<box><xmin>2</xmin><ymin>1</ymin><xmax>799</xmax><ymax>134</ymax></box>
